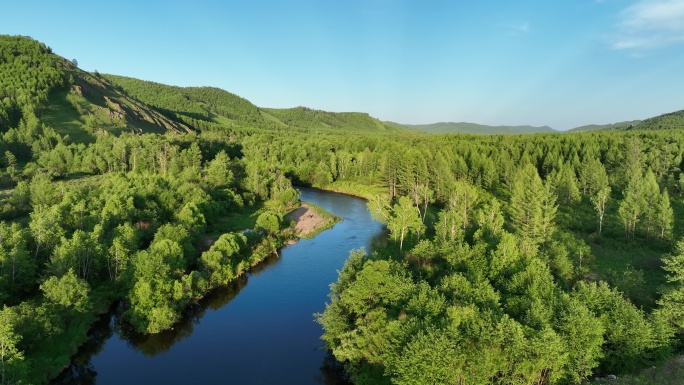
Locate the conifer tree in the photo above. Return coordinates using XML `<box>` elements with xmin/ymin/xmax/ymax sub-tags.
<box><xmin>509</xmin><ymin>164</ymin><xmax>557</xmax><ymax>253</ymax></box>
<box><xmin>656</xmin><ymin>190</ymin><xmax>674</xmax><ymax>241</ymax></box>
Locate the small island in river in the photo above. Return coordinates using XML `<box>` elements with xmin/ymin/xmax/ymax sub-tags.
<box><xmin>286</xmin><ymin>202</ymin><xmax>341</xmax><ymax>240</ymax></box>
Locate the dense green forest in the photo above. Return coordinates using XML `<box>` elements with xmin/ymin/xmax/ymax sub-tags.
<box><xmin>1</xmin><ymin>35</ymin><xmax>684</xmax><ymax>384</ymax></box>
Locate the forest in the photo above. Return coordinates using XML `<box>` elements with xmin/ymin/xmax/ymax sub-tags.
<box><xmin>1</xmin><ymin>34</ymin><xmax>684</xmax><ymax>384</ymax></box>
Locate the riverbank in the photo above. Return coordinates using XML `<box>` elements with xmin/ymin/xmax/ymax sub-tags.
<box><xmin>286</xmin><ymin>202</ymin><xmax>340</xmax><ymax>239</ymax></box>
<box><xmin>313</xmin><ymin>180</ymin><xmax>386</xmax><ymax>200</ymax></box>
<box><xmin>48</xmin><ymin>194</ymin><xmax>342</xmax><ymax>384</ymax></box>
<box><xmin>54</xmin><ymin>187</ymin><xmax>385</xmax><ymax>385</ymax></box>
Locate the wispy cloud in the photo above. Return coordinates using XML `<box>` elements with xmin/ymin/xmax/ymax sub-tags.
<box><xmin>610</xmin><ymin>0</ymin><xmax>684</xmax><ymax>51</ymax></box>
<box><xmin>509</xmin><ymin>22</ymin><xmax>530</xmax><ymax>34</ymax></box>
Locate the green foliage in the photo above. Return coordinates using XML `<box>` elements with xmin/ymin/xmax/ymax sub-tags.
<box><xmin>509</xmin><ymin>163</ymin><xmax>557</xmax><ymax>253</ymax></box>
<box><xmin>0</xmin><ymin>307</ymin><xmax>27</xmax><ymax>385</ymax></box>
<box><xmin>263</xmin><ymin>107</ymin><xmax>391</xmax><ymax>132</ymax></box>
<box><xmin>107</xmin><ymin>223</ymin><xmax>137</xmax><ymax>281</ymax></box>
<box><xmin>204</xmin><ymin>150</ymin><xmax>234</xmax><ymax>188</ymax></box>
<box><xmin>0</xmin><ymin>222</ymin><xmax>34</xmax><ymax>304</ymax></box>
<box><xmin>592</xmin><ymin>186</ymin><xmax>611</xmax><ymax>235</ymax></box>
<box><xmin>0</xmin><ymin>35</ymin><xmax>65</xmax><ymax>131</ymax></box>
<box><xmin>656</xmin><ymin>241</ymin><xmax>684</xmax><ymax>334</ymax></box>
<box><xmin>631</xmin><ymin>109</ymin><xmax>684</xmax><ymax>131</ymax></box>
<box><xmin>255</xmin><ymin>211</ymin><xmax>280</xmax><ymax>235</ymax></box>
<box><xmin>48</xmin><ymin>228</ymin><xmax>104</xmax><ymax>282</ymax></box>
<box><xmin>3</xmin><ymin>34</ymin><xmax>684</xmax><ymax>385</ymax></box>
<box><xmin>199</xmin><ymin>233</ymin><xmax>247</xmax><ymax>287</ymax></box>
<box><xmin>126</xmin><ymin>239</ymin><xmax>187</xmax><ymax>334</ymax></box>
<box><xmin>619</xmin><ymin>170</ymin><xmax>673</xmax><ymax>242</ymax></box>
<box><xmin>367</xmin><ymin>195</ymin><xmax>423</xmax><ymax>251</ymax></box>
<box><xmin>40</xmin><ymin>269</ymin><xmax>90</xmax><ymax>313</ymax></box>
<box><xmin>574</xmin><ymin>281</ymin><xmax>660</xmax><ymax>372</ymax></box>
<box><xmin>103</xmin><ymin>74</ymin><xmax>266</xmax><ymax>127</ymax></box>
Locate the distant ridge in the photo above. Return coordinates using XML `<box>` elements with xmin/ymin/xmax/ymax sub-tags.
<box><xmin>403</xmin><ymin>122</ymin><xmax>557</xmax><ymax>135</ymax></box>
<box><xmin>3</xmin><ymin>35</ymin><xmax>684</xmax><ymax>140</ymax></box>
<box><xmin>628</xmin><ymin>109</ymin><xmax>684</xmax><ymax>131</ymax></box>
<box><xmin>568</xmin><ymin>120</ymin><xmax>640</xmax><ymax>132</ymax></box>
<box><xmin>567</xmin><ymin>110</ymin><xmax>684</xmax><ymax>133</ymax></box>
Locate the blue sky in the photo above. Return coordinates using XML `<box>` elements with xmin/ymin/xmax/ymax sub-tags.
<box><xmin>4</xmin><ymin>0</ymin><xmax>684</xmax><ymax>130</ymax></box>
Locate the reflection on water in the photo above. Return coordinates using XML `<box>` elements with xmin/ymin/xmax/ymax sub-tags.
<box><xmin>119</xmin><ymin>276</ymin><xmax>248</xmax><ymax>356</ymax></box>
<box><xmin>51</xmin><ymin>312</ymin><xmax>113</xmax><ymax>385</ymax></box>
<box><xmin>51</xmin><ymin>188</ymin><xmax>382</xmax><ymax>385</ymax></box>
<box><xmin>53</xmin><ymin>273</ymin><xmax>253</xmax><ymax>382</ymax></box>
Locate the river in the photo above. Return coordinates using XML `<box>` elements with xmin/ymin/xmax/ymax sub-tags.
<box><xmin>52</xmin><ymin>187</ymin><xmax>386</xmax><ymax>385</ymax></box>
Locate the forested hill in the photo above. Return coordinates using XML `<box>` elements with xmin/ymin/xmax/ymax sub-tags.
<box><xmin>0</xmin><ymin>35</ymin><xmax>191</xmax><ymax>145</ymax></box>
<box><xmin>0</xmin><ymin>34</ymin><xmax>403</xmax><ymax>143</ymax></box>
<box><xmin>569</xmin><ymin>121</ymin><xmax>640</xmax><ymax>132</ymax></box>
<box><xmin>261</xmin><ymin>106</ymin><xmax>399</xmax><ymax>132</ymax></box>
<box><xmin>568</xmin><ymin>110</ymin><xmax>684</xmax><ymax>133</ymax></box>
<box><xmin>5</xmin><ymin>34</ymin><xmax>684</xmax><ymax>139</ymax></box>
<box><xmin>102</xmin><ymin>74</ymin><xmax>267</xmax><ymax>129</ymax></box>
<box><xmin>405</xmin><ymin>121</ymin><xmax>558</xmax><ymax>135</ymax></box>
<box><xmin>104</xmin><ymin>76</ymin><xmax>401</xmax><ymax>133</ymax></box>
<box><xmin>629</xmin><ymin>110</ymin><xmax>684</xmax><ymax>131</ymax></box>
<box><xmin>5</xmin><ymin>34</ymin><xmax>684</xmax><ymax>385</ymax></box>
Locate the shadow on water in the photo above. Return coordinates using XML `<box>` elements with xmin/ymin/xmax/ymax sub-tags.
<box><xmin>50</xmin><ymin>255</ymin><xmax>270</xmax><ymax>383</ymax></box>
<box><xmin>117</xmin><ymin>251</ymin><xmax>286</xmax><ymax>356</ymax></box>
<box><xmin>52</xmin><ymin>189</ymin><xmax>383</xmax><ymax>385</ymax></box>
<box><xmin>50</xmin><ymin>251</ymin><xmax>351</xmax><ymax>384</ymax></box>
<box><xmin>50</xmin><ymin>312</ymin><xmax>114</xmax><ymax>385</ymax></box>
<box><xmin>118</xmin><ymin>276</ymin><xmax>249</xmax><ymax>356</ymax></box>
<box><xmin>315</xmin><ymin>352</ymin><xmax>353</xmax><ymax>385</ymax></box>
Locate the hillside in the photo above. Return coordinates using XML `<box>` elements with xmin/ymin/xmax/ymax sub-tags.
<box><xmin>46</xmin><ymin>70</ymin><xmax>193</xmax><ymax>142</ymax></box>
<box><xmin>4</xmin><ymin>34</ymin><xmax>684</xmax><ymax>385</ymax></box>
<box><xmin>261</xmin><ymin>106</ymin><xmax>399</xmax><ymax>132</ymax></box>
<box><xmin>1</xmin><ymin>34</ymin><xmax>400</xmax><ymax>148</ymax></box>
<box><xmin>569</xmin><ymin>120</ymin><xmax>640</xmax><ymax>132</ymax></box>
<box><xmin>571</xmin><ymin>111</ymin><xmax>684</xmax><ymax>133</ymax></box>
<box><xmin>0</xmin><ymin>35</ymin><xmax>191</xmax><ymax>145</ymax></box>
<box><xmin>5</xmin><ymin>36</ymin><xmax>684</xmax><ymax>144</ymax></box>
<box><xmin>0</xmin><ymin>36</ymin><xmax>64</xmax><ymax>131</ymax></box>
<box><xmin>405</xmin><ymin>121</ymin><xmax>557</xmax><ymax>135</ymax></box>
<box><xmin>630</xmin><ymin>110</ymin><xmax>684</xmax><ymax>131</ymax></box>
<box><xmin>103</xmin><ymin>76</ymin><xmax>402</xmax><ymax>133</ymax></box>
<box><xmin>102</xmin><ymin>74</ymin><xmax>266</xmax><ymax>129</ymax></box>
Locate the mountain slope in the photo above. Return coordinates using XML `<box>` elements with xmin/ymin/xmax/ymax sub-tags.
<box><xmin>5</xmin><ymin>35</ymin><xmax>684</xmax><ymax>142</ymax></box>
<box><xmin>103</xmin><ymin>76</ymin><xmax>401</xmax><ymax>133</ymax></box>
<box><xmin>405</xmin><ymin>122</ymin><xmax>557</xmax><ymax>135</ymax></box>
<box><xmin>45</xmin><ymin>70</ymin><xmax>192</xmax><ymax>142</ymax></box>
<box><xmin>261</xmin><ymin>106</ymin><xmax>400</xmax><ymax>132</ymax></box>
<box><xmin>569</xmin><ymin>120</ymin><xmax>640</xmax><ymax>132</ymax></box>
<box><xmin>0</xmin><ymin>35</ymin><xmax>192</xmax><ymax>144</ymax></box>
<box><xmin>0</xmin><ymin>35</ymin><xmax>66</xmax><ymax>131</ymax></box>
<box><xmin>569</xmin><ymin>111</ymin><xmax>684</xmax><ymax>133</ymax></box>
<box><xmin>630</xmin><ymin>110</ymin><xmax>684</xmax><ymax>131</ymax></box>
<box><xmin>103</xmin><ymin>75</ymin><xmax>266</xmax><ymax>128</ymax></box>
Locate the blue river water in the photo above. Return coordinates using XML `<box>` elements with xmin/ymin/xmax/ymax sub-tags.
<box><xmin>52</xmin><ymin>187</ymin><xmax>386</xmax><ymax>385</ymax></box>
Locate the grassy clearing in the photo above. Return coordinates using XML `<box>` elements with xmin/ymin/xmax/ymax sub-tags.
<box><xmin>210</xmin><ymin>113</ymin><xmax>234</xmax><ymax>127</ymax></box>
<box><xmin>259</xmin><ymin>110</ymin><xmax>288</xmax><ymax>128</ymax></box>
<box><xmin>318</xmin><ymin>180</ymin><xmax>386</xmax><ymax>200</ymax></box>
<box><xmin>204</xmin><ymin>201</ymin><xmax>264</xmax><ymax>238</ymax></box>
<box><xmin>588</xmin><ymin>238</ymin><xmax>667</xmax><ymax>309</ymax></box>
<box><xmin>42</xmin><ymin>88</ymin><xmax>95</xmax><ymax>144</ymax></box>
<box><xmin>554</xmin><ymin>192</ymin><xmax>683</xmax><ymax>309</ymax></box>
